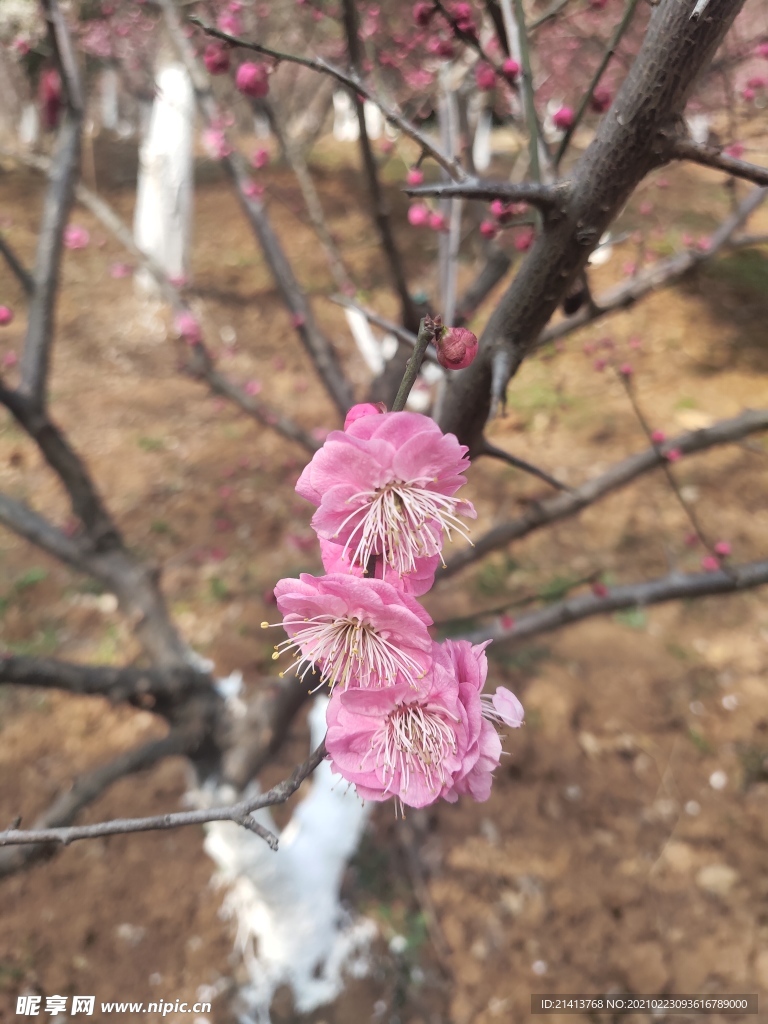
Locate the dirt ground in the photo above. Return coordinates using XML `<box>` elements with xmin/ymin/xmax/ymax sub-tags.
<box><xmin>1</xmin><ymin>131</ymin><xmax>768</xmax><ymax>1024</ymax></box>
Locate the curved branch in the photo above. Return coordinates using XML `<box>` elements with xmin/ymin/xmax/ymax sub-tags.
<box><xmin>0</xmin><ymin>233</ymin><xmax>34</xmax><ymax>296</ymax></box>
<box><xmin>479</xmin><ymin>439</ymin><xmax>571</xmax><ymax>491</ymax></box>
<box><xmin>460</xmin><ymin>559</ymin><xmax>768</xmax><ymax>645</ymax></box>
<box><xmin>188</xmin><ymin>17</ymin><xmax>467</xmax><ymax>183</ymax></box>
<box><xmin>444</xmin><ymin>407</ymin><xmax>768</xmax><ymax>576</ymax></box>
<box><xmin>670</xmin><ymin>137</ymin><xmax>768</xmax><ymax>188</ymax></box>
<box><xmin>0</xmin><ymin>740</ymin><xmax>327</xmax><ymax>859</ymax></box>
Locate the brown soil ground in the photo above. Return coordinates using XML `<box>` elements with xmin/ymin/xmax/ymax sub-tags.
<box><xmin>1</xmin><ymin>131</ymin><xmax>768</xmax><ymax>1024</ymax></box>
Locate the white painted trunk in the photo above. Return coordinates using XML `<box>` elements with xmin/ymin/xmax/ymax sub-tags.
<box><xmin>332</xmin><ymin>90</ymin><xmax>359</xmax><ymax>141</ymax></box>
<box><xmin>202</xmin><ymin>697</ymin><xmax>374</xmax><ymax>1023</ymax></box>
<box><xmin>472</xmin><ymin>108</ymin><xmax>493</xmax><ymax>172</ymax></box>
<box><xmin>133</xmin><ymin>62</ymin><xmax>194</xmax><ymax>289</ymax></box>
<box><xmin>100</xmin><ymin>66</ymin><xmax>119</xmax><ymax>132</ymax></box>
<box><xmin>18</xmin><ymin>102</ymin><xmax>39</xmax><ymax>148</ymax></box>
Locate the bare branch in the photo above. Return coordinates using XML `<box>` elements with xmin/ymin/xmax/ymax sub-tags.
<box><xmin>340</xmin><ymin>0</ymin><xmax>421</xmax><ymax>334</ymax></box>
<box><xmin>0</xmin><ymin>655</ymin><xmax>207</xmax><ymax>708</ymax></box>
<box><xmin>188</xmin><ymin>16</ymin><xmax>468</xmax><ymax>183</ymax></box>
<box><xmin>670</xmin><ymin>138</ymin><xmax>768</xmax><ymax>188</ymax></box>
<box><xmin>0</xmin><ymin>491</ymin><xmax>90</xmax><ymax>571</ymax></box>
<box><xmin>19</xmin><ymin>1</ymin><xmax>83</xmax><ymax>407</ymax></box>
<box><xmin>479</xmin><ymin>439</ymin><xmax>572</xmax><ymax>491</ymax></box>
<box><xmin>161</xmin><ymin>0</ymin><xmax>355</xmax><ymax>418</ymax></box>
<box><xmin>538</xmin><ymin>185</ymin><xmax>767</xmax><ymax>347</ymax></box>
<box><xmin>183</xmin><ymin>343</ymin><xmax>320</xmax><ymax>453</ymax></box>
<box><xmin>0</xmin><ymin>741</ymin><xmax>327</xmax><ymax>857</ymax></box>
<box><xmin>554</xmin><ymin>0</ymin><xmax>642</xmax><ymax>167</ymax></box>
<box><xmin>444</xmin><ymin>408</ymin><xmax>768</xmax><ymax>576</ymax></box>
<box><xmin>405</xmin><ymin>180</ymin><xmax>570</xmax><ymax>212</ymax></box>
<box><xmin>0</xmin><ymin>232</ymin><xmax>34</xmax><ymax>296</ymax></box>
<box><xmin>460</xmin><ymin>559</ymin><xmax>768</xmax><ymax>646</ymax></box>
<box><xmin>0</xmin><ymin>730</ymin><xmax>198</xmax><ymax>876</ymax></box>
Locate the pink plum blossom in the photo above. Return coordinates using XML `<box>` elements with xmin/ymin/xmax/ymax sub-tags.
<box><xmin>295</xmin><ymin>411</ymin><xmax>476</xmax><ymax>582</ymax></box>
<box><xmin>64</xmin><ymin>225</ymin><xmax>90</xmax><ymax>249</ymax></box>
<box><xmin>651</xmin><ymin>429</ymin><xmax>666</xmax><ymax>443</ymax></box>
<box><xmin>174</xmin><ymin>311</ymin><xmax>201</xmax><ymax>343</ymax></box>
<box><xmin>434</xmin><ymin>326</ymin><xmax>478</xmax><ymax>370</ymax></box>
<box><xmin>553</xmin><ymin>106</ymin><xmax>574</xmax><ymax>130</ymax></box>
<box><xmin>203</xmin><ymin>42</ymin><xmax>230</xmax><ymax>75</ymax></box>
<box><xmin>269</xmin><ymin>573</ymin><xmax>433</xmax><ymax>690</ymax></box>
<box><xmin>408</xmin><ymin>202</ymin><xmax>430</xmax><ymax>227</ymax></box>
<box><xmin>701</xmin><ymin>555</ymin><xmax>720</xmax><ymax>572</ymax></box>
<box><xmin>406</xmin><ymin>168</ymin><xmax>424</xmax><ymax>186</ymax></box>
<box><xmin>502</xmin><ymin>58</ymin><xmax>520</xmax><ymax>81</ymax></box>
<box><xmin>251</xmin><ymin>147</ymin><xmax>270</xmax><ymax>169</ymax></box>
<box><xmin>343</xmin><ymin>402</ymin><xmax>385</xmax><ymax>430</ymax></box>
<box><xmin>319</xmin><ymin>538</ymin><xmax>439</xmax><ymax>597</ymax></box>
<box><xmin>0</xmin><ymin>306</ymin><xmax>13</xmax><ymax>326</ymax></box>
<box><xmin>486</xmin><ymin>686</ymin><xmax>525</xmax><ymax>729</ymax></box>
<box><xmin>236</xmin><ymin>62</ymin><xmax>269</xmax><ymax>98</ymax></box>
<box><xmin>480</xmin><ymin>220</ymin><xmax>498</xmax><ymax>239</ymax></box>
<box><xmin>475</xmin><ymin>63</ymin><xmax>496</xmax><ymax>91</ymax></box>
<box><xmin>665</xmin><ymin>448</ymin><xmax>682</xmax><ymax>462</ymax></box>
<box><xmin>714</xmin><ymin>540</ymin><xmax>731</xmax><ymax>557</ymax></box>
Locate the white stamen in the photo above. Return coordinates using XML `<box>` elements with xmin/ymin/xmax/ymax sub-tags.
<box><xmin>264</xmin><ymin>615</ymin><xmax>424</xmax><ymax>690</ymax></box>
<box><xmin>334</xmin><ymin>477</ymin><xmax>472</xmax><ymax>578</ymax></box>
<box><xmin>365</xmin><ymin>702</ymin><xmax>458</xmax><ymax>795</ymax></box>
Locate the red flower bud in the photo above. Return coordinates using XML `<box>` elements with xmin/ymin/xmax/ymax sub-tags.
<box><xmin>236</xmin><ymin>62</ymin><xmax>269</xmax><ymax>98</ymax></box>
<box><xmin>203</xmin><ymin>42</ymin><xmax>230</xmax><ymax>75</ymax></box>
<box><xmin>435</xmin><ymin>326</ymin><xmax>478</xmax><ymax>370</ymax></box>
<box><xmin>475</xmin><ymin>62</ymin><xmax>496</xmax><ymax>91</ymax></box>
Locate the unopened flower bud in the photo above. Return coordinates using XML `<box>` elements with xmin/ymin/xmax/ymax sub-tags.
<box><xmin>428</xmin><ymin>211</ymin><xmax>448</xmax><ymax>231</ymax></box>
<box><xmin>435</xmin><ymin>326</ymin><xmax>478</xmax><ymax>370</ymax></box>
<box><xmin>408</xmin><ymin>202</ymin><xmax>430</xmax><ymax>227</ymax></box>
<box><xmin>553</xmin><ymin>105</ymin><xmax>574</xmax><ymax>130</ymax></box>
<box><xmin>413</xmin><ymin>1</ymin><xmax>435</xmax><ymax>26</ymax></box>
<box><xmin>343</xmin><ymin>402</ymin><xmax>387</xmax><ymax>430</ymax></box>
<box><xmin>502</xmin><ymin>58</ymin><xmax>520</xmax><ymax>81</ymax></box>
<box><xmin>406</xmin><ymin>168</ymin><xmax>424</xmax><ymax>186</ymax></box>
<box><xmin>0</xmin><ymin>306</ymin><xmax>14</xmax><ymax>326</ymax></box>
<box><xmin>203</xmin><ymin>42</ymin><xmax>230</xmax><ymax>75</ymax></box>
<box><xmin>236</xmin><ymin>62</ymin><xmax>269</xmax><ymax>98</ymax></box>
<box><xmin>480</xmin><ymin>219</ymin><xmax>497</xmax><ymax>239</ymax></box>
<box><xmin>590</xmin><ymin>85</ymin><xmax>611</xmax><ymax>113</ymax></box>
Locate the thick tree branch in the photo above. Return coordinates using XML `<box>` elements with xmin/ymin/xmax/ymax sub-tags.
<box><xmin>188</xmin><ymin>17</ymin><xmax>467</xmax><ymax>183</ymax></box>
<box><xmin>405</xmin><ymin>180</ymin><xmax>570</xmax><ymax>212</ymax></box>
<box><xmin>0</xmin><ymin>741</ymin><xmax>327</xmax><ymax>857</ymax></box>
<box><xmin>670</xmin><ymin>138</ymin><xmax>768</xmax><ymax>188</ymax></box>
<box><xmin>19</xmin><ymin>1</ymin><xmax>83</xmax><ymax>407</ymax></box>
<box><xmin>444</xmin><ymin>408</ymin><xmax>768</xmax><ymax>576</ymax></box>
<box><xmin>0</xmin><ymin>655</ymin><xmax>209</xmax><ymax>709</ymax></box>
<box><xmin>460</xmin><ymin>560</ymin><xmax>768</xmax><ymax>646</ymax></box>
<box><xmin>438</xmin><ymin>0</ymin><xmax>746</xmax><ymax>452</ymax></box>
<box><xmin>0</xmin><ymin>491</ymin><xmax>91</xmax><ymax>571</ymax></box>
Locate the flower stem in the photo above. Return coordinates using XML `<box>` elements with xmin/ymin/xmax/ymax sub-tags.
<box><xmin>391</xmin><ymin>316</ymin><xmax>438</xmax><ymax>412</ymax></box>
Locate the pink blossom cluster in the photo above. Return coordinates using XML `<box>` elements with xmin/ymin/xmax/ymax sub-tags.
<box><xmin>265</xmin><ymin>404</ymin><xmax>523</xmax><ymax>808</ymax></box>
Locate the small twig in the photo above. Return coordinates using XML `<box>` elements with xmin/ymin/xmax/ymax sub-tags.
<box><xmin>392</xmin><ymin>317</ymin><xmax>438</xmax><ymax>412</ymax></box>
<box><xmin>405</xmin><ymin>179</ymin><xmax>570</xmax><ymax>212</ymax></box>
<box><xmin>0</xmin><ymin>741</ymin><xmax>327</xmax><ymax>855</ymax></box>
<box><xmin>459</xmin><ymin>559</ymin><xmax>768</xmax><ymax>646</ymax></box>
<box><xmin>554</xmin><ymin>0</ymin><xmax>641</xmax><ymax>167</ymax></box>
<box><xmin>529</xmin><ymin>0</ymin><xmax>571</xmax><ymax>30</ymax></box>
<box><xmin>669</xmin><ymin>138</ymin><xmax>768</xmax><ymax>188</ymax></box>
<box><xmin>0</xmin><ymin>233</ymin><xmax>34</xmax><ymax>296</ymax></box>
<box><xmin>617</xmin><ymin>369</ymin><xmax>724</xmax><ymax>565</ymax></box>
<box><xmin>512</xmin><ymin>0</ymin><xmax>542</xmax><ymax>184</ymax></box>
<box><xmin>480</xmin><ymin>439</ymin><xmax>572</xmax><ymax>491</ymax></box>
<box><xmin>188</xmin><ymin>16</ymin><xmax>468</xmax><ymax>183</ymax></box>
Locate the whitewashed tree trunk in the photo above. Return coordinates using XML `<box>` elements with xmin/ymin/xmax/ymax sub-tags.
<box><xmin>18</xmin><ymin>103</ymin><xmax>39</xmax><ymax>148</ymax></box>
<box><xmin>201</xmin><ymin>697</ymin><xmax>374</xmax><ymax>1023</ymax></box>
<box><xmin>133</xmin><ymin>61</ymin><xmax>194</xmax><ymax>290</ymax></box>
<box><xmin>100</xmin><ymin>65</ymin><xmax>119</xmax><ymax>132</ymax></box>
<box><xmin>332</xmin><ymin>90</ymin><xmax>359</xmax><ymax>141</ymax></box>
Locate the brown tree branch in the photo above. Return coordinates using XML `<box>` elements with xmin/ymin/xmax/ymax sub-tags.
<box><xmin>460</xmin><ymin>559</ymin><xmax>768</xmax><ymax>646</ymax></box>
<box><xmin>405</xmin><ymin>180</ymin><xmax>570</xmax><ymax>212</ymax></box>
<box><xmin>161</xmin><ymin>0</ymin><xmax>355</xmax><ymax>419</ymax></box>
<box><xmin>479</xmin><ymin>439</ymin><xmax>571</xmax><ymax>491</ymax></box>
<box><xmin>19</xmin><ymin>0</ymin><xmax>83</xmax><ymax>408</ymax></box>
<box><xmin>670</xmin><ymin>137</ymin><xmax>768</xmax><ymax>188</ymax></box>
<box><xmin>444</xmin><ymin>408</ymin><xmax>768</xmax><ymax>576</ymax></box>
<box><xmin>438</xmin><ymin>0</ymin><xmax>746</xmax><ymax>452</ymax></box>
<box><xmin>188</xmin><ymin>17</ymin><xmax>468</xmax><ymax>183</ymax></box>
<box><xmin>0</xmin><ymin>740</ymin><xmax>327</xmax><ymax>858</ymax></box>
<box><xmin>0</xmin><ymin>730</ymin><xmax>200</xmax><ymax>877</ymax></box>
